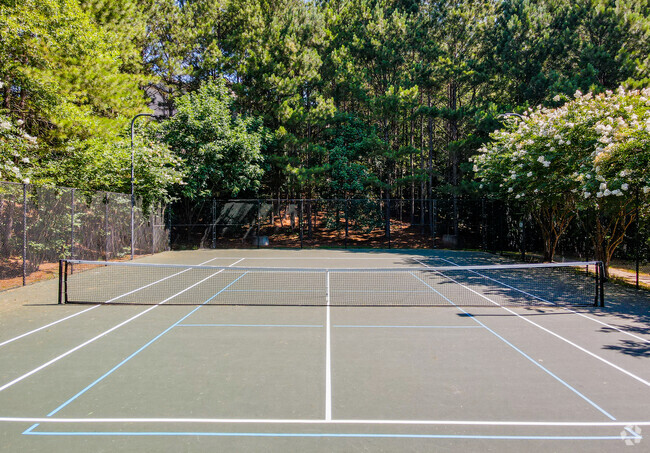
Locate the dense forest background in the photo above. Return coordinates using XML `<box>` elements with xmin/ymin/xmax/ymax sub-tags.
<box><xmin>2</xmin><ymin>0</ymin><xmax>649</xmax><ymax>206</ymax></box>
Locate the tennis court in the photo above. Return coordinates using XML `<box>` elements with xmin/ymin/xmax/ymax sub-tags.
<box><xmin>0</xmin><ymin>249</ymin><xmax>648</xmax><ymax>452</ymax></box>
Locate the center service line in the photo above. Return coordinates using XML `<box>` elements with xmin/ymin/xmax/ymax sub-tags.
<box><xmin>325</xmin><ymin>270</ymin><xmax>332</xmax><ymax>421</ymax></box>
<box><xmin>0</xmin><ymin>258</ymin><xmax>245</xmax><ymax>394</ymax></box>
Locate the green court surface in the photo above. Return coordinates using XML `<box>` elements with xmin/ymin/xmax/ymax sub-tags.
<box><xmin>0</xmin><ymin>249</ymin><xmax>648</xmax><ymax>452</ymax></box>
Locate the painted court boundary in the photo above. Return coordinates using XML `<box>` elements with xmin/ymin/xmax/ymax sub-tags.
<box><xmin>0</xmin><ymin>257</ymin><xmax>245</xmax><ymax>393</ymax></box>
<box><xmin>407</xmin><ymin>272</ymin><xmax>616</xmax><ymax>421</ymax></box>
<box><xmin>415</xmin><ymin>258</ymin><xmax>650</xmax><ymax>388</ymax></box>
<box><xmin>0</xmin><ymin>255</ymin><xmax>229</xmax><ymax>349</ymax></box>
<box><xmin>3</xmin><ymin>417</ymin><xmax>649</xmax><ymax>426</ymax></box>
<box><xmin>434</xmin><ymin>256</ymin><xmax>650</xmax><ymax>344</ymax></box>
<box><xmin>14</xmin><ymin>418</ymin><xmax>649</xmax><ymax>440</ymax></box>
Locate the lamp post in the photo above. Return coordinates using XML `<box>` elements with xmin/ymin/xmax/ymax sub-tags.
<box><xmin>130</xmin><ymin>113</ymin><xmax>156</xmax><ymax>260</ymax></box>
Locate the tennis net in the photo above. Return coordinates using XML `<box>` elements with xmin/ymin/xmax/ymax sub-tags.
<box><xmin>58</xmin><ymin>260</ymin><xmax>605</xmax><ymax>307</ymax></box>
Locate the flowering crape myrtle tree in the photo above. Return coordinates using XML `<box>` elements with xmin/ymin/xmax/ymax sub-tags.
<box><xmin>474</xmin><ymin>88</ymin><xmax>650</xmax><ymax>270</ymax></box>
<box><xmin>582</xmin><ymin>88</ymin><xmax>650</xmax><ymax>273</ymax></box>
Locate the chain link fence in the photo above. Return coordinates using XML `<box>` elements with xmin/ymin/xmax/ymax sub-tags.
<box><xmin>167</xmin><ymin>196</ymin><xmax>650</xmax><ymax>288</ymax></box>
<box><xmin>4</xmin><ymin>186</ymin><xmax>646</xmax><ymax>291</ymax></box>
<box><xmin>0</xmin><ymin>181</ymin><xmax>167</xmax><ymax>291</ymax></box>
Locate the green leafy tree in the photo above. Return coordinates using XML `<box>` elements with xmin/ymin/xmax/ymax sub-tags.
<box><xmin>0</xmin><ymin>0</ymin><xmax>148</xmax><ymax>143</ymax></box>
<box><xmin>158</xmin><ymin>79</ymin><xmax>265</xmax><ymax>199</ymax></box>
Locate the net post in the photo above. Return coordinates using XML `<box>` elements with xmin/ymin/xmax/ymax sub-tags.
<box><xmin>599</xmin><ymin>262</ymin><xmax>605</xmax><ymax>307</ymax></box>
<box><xmin>62</xmin><ymin>260</ymin><xmax>69</xmax><ymax>304</ymax></box>
<box><xmin>58</xmin><ymin>260</ymin><xmax>64</xmax><ymax>304</ymax></box>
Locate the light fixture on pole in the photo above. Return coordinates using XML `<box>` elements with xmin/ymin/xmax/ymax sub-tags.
<box><xmin>497</xmin><ymin>112</ymin><xmax>525</xmax><ymax>121</ymax></box>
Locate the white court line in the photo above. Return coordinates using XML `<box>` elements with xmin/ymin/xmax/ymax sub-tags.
<box><xmin>0</xmin><ymin>258</ymin><xmax>245</xmax><ymax>393</ymax></box>
<box><xmin>416</xmin><ymin>259</ymin><xmax>650</xmax><ymax>388</ymax></box>
<box><xmin>325</xmin><ymin>271</ymin><xmax>332</xmax><ymax>421</ymax></box>
<box><xmin>436</xmin><ymin>256</ymin><xmax>650</xmax><ymax>344</ymax></box>
<box><xmin>1</xmin><ymin>417</ymin><xmax>650</xmax><ymax>426</ymax></box>
<box><xmin>0</xmin><ymin>256</ymin><xmax>228</xmax><ymax>349</ymax></box>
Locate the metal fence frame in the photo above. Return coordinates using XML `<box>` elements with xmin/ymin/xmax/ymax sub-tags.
<box><xmin>0</xmin><ymin>181</ymin><xmax>166</xmax><ymax>289</ymax></box>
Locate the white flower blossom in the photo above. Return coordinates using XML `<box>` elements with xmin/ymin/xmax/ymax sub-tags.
<box><xmin>583</xmin><ymin>192</ymin><xmax>591</xmax><ymax>198</ymax></box>
<box><xmin>621</xmin><ymin>183</ymin><xmax>629</xmax><ymax>191</ymax></box>
<box><xmin>527</xmin><ymin>172</ymin><xmax>533</xmax><ymax>177</ymax></box>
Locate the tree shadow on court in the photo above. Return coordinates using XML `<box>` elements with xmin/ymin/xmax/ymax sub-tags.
<box><xmin>603</xmin><ymin>340</ymin><xmax>650</xmax><ymax>358</ymax></box>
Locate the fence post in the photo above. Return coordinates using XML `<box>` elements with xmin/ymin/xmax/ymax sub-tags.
<box><xmin>151</xmin><ymin>208</ymin><xmax>155</xmax><ymax>255</ymax></box>
<box><xmin>307</xmin><ymin>199</ymin><xmax>313</xmax><ymax>239</ymax></box>
<box><xmin>431</xmin><ymin>199</ymin><xmax>437</xmax><ymax>249</ymax></box>
<box><xmin>166</xmin><ymin>204</ymin><xmax>172</xmax><ymax>251</ymax></box>
<box><xmin>634</xmin><ymin>187</ymin><xmax>641</xmax><ymax>289</ymax></box>
<box><xmin>481</xmin><ymin>198</ymin><xmax>487</xmax><ymax>251</ymax></box>
<box><xmin>212</xmin><ymin>198</ymin><xmax>217</xmax><ymax>249</ymax></box>
<box><xmin>22</xmin><ymin>183</ymin><xmax>27</xmax><ymax>286</ymax></box>
<box><xmin>520</xmin><ymin>218</ymin><xmax>526</xmax><ymax>262</ymax></box>
<box><xmin>299</xmin><ymin>199</ymin><xmax>304</xmax><ymax>249</ymax></box>
<box><xmin>104</xmin><ymin>193</ymin><xmax>109</xmax><ymax>261</ymax></box>
<box><xmin>256</xmin><ymin>199</ymin><xmax>261</xmax><ymax>249</ymax></box>
<box><xmin>384</xmin><ymin>198</ymin><xmax>391</xmax><ymax>249</ymax></box>
<box><xmin>70</xmin><ymin>188</ymin><xmax>75</xmax><ymax>260</ymax></box>
<box><xmin>344</xmin><ymin>199</ymin><xmax>349</xmax><ymax>249</ymax></box>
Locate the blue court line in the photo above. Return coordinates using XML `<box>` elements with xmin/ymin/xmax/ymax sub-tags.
<box><xmin>334</xmin><ymin>290</ymin><xmax>431</xmax><ymax>293</ymax></box>
<box><xmin>176</xmin><ymin>324</ymin><xmax>323</xmax><ymax>328</ymax></box>
<box><xmin>221</xmin><ymin>290</ymin><xmax>432</xmax><ymax>294</ymax></box>
<box><xmin>43</xmin><ymin>272</ymin><xmax>249</xmax><ymax>418</ymax></box>
<box><xmin>224</xmin><ymin>289</ymin><xmax>322</xmax><ymax>293</ymax></box>
<box><xmin>21</xmin><ymin>428</ymin><xmax>631</xmax><ymax>440</ymax></box>
<box><xmin>408</xmin><ymin>272</ymin><xmax>617</xmax><ymax>421</ymax></box>
<box><xmin>333</xmin><ymin>325</ymin><xmax>483</xmax><ymax>329</ymax></box>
